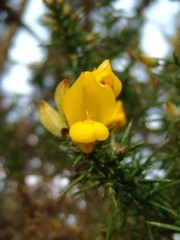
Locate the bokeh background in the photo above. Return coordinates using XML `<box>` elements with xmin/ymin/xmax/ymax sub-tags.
<box><xmin>0</xmin><ymin>0</ymin><xmax>180</xmax><ymax>239</ymax></box>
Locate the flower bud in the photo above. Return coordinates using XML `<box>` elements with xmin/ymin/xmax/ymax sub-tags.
<box><xmin>63</xmin><ymin>3</ymin><xmax>71</xmax><ymax>15</ymax></box>
<box><xmin>85</xmin><ymin>34</ymin><xmax>97</xmax><ymax>43</ymax></box>
<box><xmin>166</xmin><ymin>101</ymin><xmax>180</xmax><ymax>119</ymax></box>
<box><xmin>138</xmin><ymin>55</ymin><xmax>159</xmax><ymax>67</ymax></box>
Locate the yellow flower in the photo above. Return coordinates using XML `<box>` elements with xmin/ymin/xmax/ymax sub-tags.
<box><xmin>39</xmin><ymin>60</ymin><xmax>126</xmax><ymax>153</ymax></box>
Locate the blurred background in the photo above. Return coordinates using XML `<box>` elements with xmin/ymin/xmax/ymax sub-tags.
<box><xmin>0</xmin><ymin>0</ymin><xmax>180</xmax><ymax>239</ymax></box>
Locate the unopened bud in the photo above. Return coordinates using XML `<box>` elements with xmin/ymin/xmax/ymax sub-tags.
<box><xmin>166</xmin><ymin>101</ymin><xmax>180</xmax><ymax>119</ymax></box>
<box><xmin>63</xmin><ymin>3</ymin><xmax>71</xmax><ymax>15</ymax></box>
<box><xmin>138</xmin><ymin>55</ymin><xmax>159</xmax><ymax>67</ymax></box>
<box><xmin>85</xmin><ymin>34</ymin><xmax>97</xmax><ymax>43</ymax></box>
<box><xmin>113</xmin><ymin>143</ymin><xmax>129</xmax><ymax>155</ymax></box>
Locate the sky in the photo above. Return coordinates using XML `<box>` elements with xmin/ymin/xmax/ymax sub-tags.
<box><xmin>1</xmin><ymin>0</ymin><xmax>180</xmax><ymax>94</ymax></box>
<box><xmin>1</xmin><ymin>0</ymin><xmax>48</xmax><ymax>94</ymax></box>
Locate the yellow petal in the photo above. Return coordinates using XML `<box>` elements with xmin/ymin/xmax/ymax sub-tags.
<box><xmin>38</xmin><ymin>101</ymin><xmax>67</xmax><ymax>137</ymax></box>
<box><xmin>107</xmin><ymin>100</ymin><xmax>127</xmax><ymax>128</ymax></box>
<box><xmin>63</xmin><ymin>71</ymin><xmax>116</xmax><ymax>126</ymax></box>
<box><xmin>92</xmin><ymin>59</ymin><xmax>122</xmax><ymax>97</ymax></box>
<box><xmin>69</xmin><ymin>120</ymin><xmax>109</xmax><ymax>143</ymax></box>
<box><xmin>55</xmin><ymin>79</ymin><xmax>70</xmax><ymax>113</ymax></box>
<box><xmin>166</xmin><ymin>101</ymin><xmax>180</xmax><ymax>119</ymax></box>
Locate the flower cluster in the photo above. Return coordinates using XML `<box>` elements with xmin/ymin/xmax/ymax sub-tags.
<box><xmin>39</xmin><ymin>60</ymin><xmax>126</xmax><ymax>153</ymax></box>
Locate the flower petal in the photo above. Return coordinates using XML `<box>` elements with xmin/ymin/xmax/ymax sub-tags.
<box><xmin>69</xmin><ymin>120</ymin><xmax>109</xmax><ymax>143</ymax></box>
<box><xmin>55</xmin><ymin>79</ymin><xmax>70</xmax><ymax>113</ymax></box>
<box><xmin>38</xmin><ymin>101</ymin><xmax>67</xmax><ymax>137</ymax></box>
<box><xmin>63</xmin><ymin>72</ymin><xmax>116</xmax><ymax>126</ymax></box>
<box><xmin>92</xmin><ymin>59</ymin><xmax>122</xmax><ymax>97</ymax></box>
<box><xmin>106</xmin><ymin>100</ymin><xmax>127</xmax><ymax>128</ymax></box>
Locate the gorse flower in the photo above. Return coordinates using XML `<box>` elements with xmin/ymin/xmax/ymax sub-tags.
<box><xmin>39</xmin><ymin>60</ymin><xmax>126</xmax><ymax>153</ymax></box>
